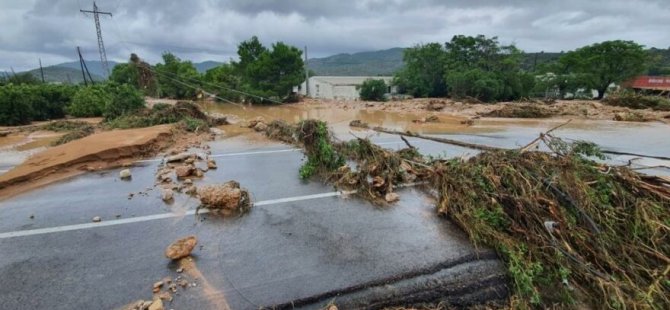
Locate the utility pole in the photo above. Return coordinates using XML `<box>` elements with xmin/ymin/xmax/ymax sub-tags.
<box><xmin>304</xmin><ymin>46</ymin><xmax>309</xmax><ymax>97</ymax></box>
<box><xmin>80</xmin><ymin>2</ymin><xmax>112</xmax><ymax>76</ymax></box>
<box><xmin>39</xmin><ymin>58</ymin><xmax>45</xmax><ymax>83</ymax></box>
<box><xmin>77</xmin><ymin>46</ymin><xmax>95</xmax><ymax>86</ymax></box>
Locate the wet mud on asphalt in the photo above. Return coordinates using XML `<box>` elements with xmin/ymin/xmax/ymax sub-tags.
<box><xmin>0</xmin><ymin>135</ymin><xmax>507</xmax><ymax>310</ymax></box>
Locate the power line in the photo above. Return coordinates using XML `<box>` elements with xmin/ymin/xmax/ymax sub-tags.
<box><xmin>80</xmin><ymin>2</ymin><xmax>112</xmax><ymax>76</ymax></box>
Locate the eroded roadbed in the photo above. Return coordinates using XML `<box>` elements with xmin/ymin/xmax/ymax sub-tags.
<box><xmin>0</xmin><ymin>138</ymin><xmax>507</xmax><ymax>309</ymax></box>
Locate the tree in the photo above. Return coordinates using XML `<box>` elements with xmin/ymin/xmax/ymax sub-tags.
<box><xmin>154</xmin><ymin>52</ymin><xmax>200</xmax><ymax>99</ymax></box>
<box><xmin>203</xmin><ymin>63</ymin><xmax>242</xmax><ymax>101</ymax></box>
<box><xmin>236</xmin><ymin>36</ymin><xmax>268</xmax><ymax>73</ymax></box>
<box><xmin>109</xmin><ymin>63</ymin><xmax>139</xmax><ymax>87</ymax></box>
<box><xmin>240</xmin><ymin>40</ymin><xmax>304</xmax><ymax>102</ymax></box>
<box><xmin>394</xmin><ymin>43</ymin><xmax>447</xmax><ymax>97</ymax></box>
<box><xmin>68</xmin><ymin>85</ymin><xmax>112</xmax><ymax>117</ymax></box>
<box><xmin>359</xmin><ymin>79</ymin><xmax>387</xmax><ymax>101</ymax></box>
<box><xmin>559</xmin><ymin>40</ymin><xmax>647</xmax><ymax>99</ymax></box>
<box><xmin>443</xmin><ymin>35</ymin><xmax>534</xmax><ymax>102</ymax></box>
<box><xmin>103</xmin><ymin>84</ymin><xmax>145</xmax><ymax>120</ymax></box>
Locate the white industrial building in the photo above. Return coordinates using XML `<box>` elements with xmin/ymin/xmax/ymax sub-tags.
<box><xmin>297</xmin><ymin>76</ymin><xmax>396</xmax><ymax>100</ymax></box>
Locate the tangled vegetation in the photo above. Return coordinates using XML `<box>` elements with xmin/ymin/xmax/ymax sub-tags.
<box><xmin>482</xmin><ymin>104</ymin><xmax>556</xmax><ymax>118</ymax></box>
<box><xmin>265</xmin><ymin>119</ymin><xmax>670</xmax><ymax>309</ymax></box>
<box><xmin>603</xmin><ymin>91</ymin><xmax>670</xmax><ymax>111</ymax></box>
<box><xmin>104</xmin><ymin>101</ymin><xmax>221</xmax><ymax>132</ymax></box>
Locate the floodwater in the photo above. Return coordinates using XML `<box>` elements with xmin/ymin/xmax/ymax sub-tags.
<box><xmin>0</xmin><ymin>131</ymin><xmax>62</xmax><ymax>174</ymax></box>
<box><xmin>1</xmin><ymin>102</ymin><xmax>669</xmax><ymax>175</ymax></box>
<box><xmin>202</xmin><ymin>102</ymin><xmax>670</xmax><ymax>175</ymax></box>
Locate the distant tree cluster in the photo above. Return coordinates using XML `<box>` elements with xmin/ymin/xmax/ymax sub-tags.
<box><xmin>395</xmin><ymin>35</ymin><xmax>650</xmax><ymax>101</ymax></box>
<box><xmin>358</xmin><ymin>79</ymin><xmax>387</xmax><ymax>101</ymax></box>
<box><xmin>213</xmin><ymin>36</ymin><xmax>305</xmax><ymax>103</ymax></box>
<box><xmin>108</xmin><ymin>36</ymin><xmax>305</xmax><ymax>103</ymax></box>
<box><xmin>395</xmin><ymin>35</ymin><xmax>534</xmax><ymax>102</ymax></box>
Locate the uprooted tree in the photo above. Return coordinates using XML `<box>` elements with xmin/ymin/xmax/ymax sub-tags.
<box><xmin>262</xmin><ymin>119</ymin><xmax>670</xmax><ymax>309</ymax></box>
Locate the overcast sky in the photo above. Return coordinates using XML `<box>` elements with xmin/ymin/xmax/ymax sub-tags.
<box><xmin>1</xmin><ymin>0</ymin><xmax>669</xmax><ymax>71</ymax></box>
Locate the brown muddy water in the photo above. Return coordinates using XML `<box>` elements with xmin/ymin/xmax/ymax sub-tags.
<box><xmin>202</xmin><ymin>101</ymin><xmax>670</xmax><ymax>175</ymax></box>
<box><xmin>1</xmin><ymin>102</ymin><xmax>669</xmax><ymax>175</ymax></box>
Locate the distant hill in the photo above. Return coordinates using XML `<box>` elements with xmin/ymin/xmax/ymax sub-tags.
<box><xmin>26</xmin><ymin>66</ymin><xmax>104</xmax><ymax>84</ymax></box>
<box><xmin>307</xmin><ymin>48</ymin><xmax>405</xmax><ymax>76</ymax></box>
<box><xmin>306</xmin><ymin>48</ymin><xmax>563</xmax><ymax>76</ymax></box>
<box><xmin>54</xmin><ymin>60</ymin><xmax>119</xmax><ymax>79</ymax></box>
<box><xmin>195</xmin><ymin>61</ymin><xmax>223</xmax><ymax>73</ymax></box>
<box><xmin>10</xmin><ymin>47</ymin><xmax>668</xmax><ymax>85</ymax></box>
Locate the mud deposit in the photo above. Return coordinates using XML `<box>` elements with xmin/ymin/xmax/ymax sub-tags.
<box><xmin>0</xmin><ymin>125</ymin><xmax>174</xmax><ymax>199</ymax></box>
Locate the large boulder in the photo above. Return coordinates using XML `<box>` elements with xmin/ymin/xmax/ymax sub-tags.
<box><xmin>197</xmin><ymin>181</ymin><xmax>251</xmax><ymax>213</ymax></box>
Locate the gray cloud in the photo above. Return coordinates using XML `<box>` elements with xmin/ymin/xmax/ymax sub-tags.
<box><xmin>1</xmin><ymin>0</ymin><xmax>668</xmax><ymax>71</ymax></box>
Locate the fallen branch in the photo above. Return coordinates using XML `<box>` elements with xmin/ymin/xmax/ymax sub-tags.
<box><xmin>519</xmin><ymin>119</ymin><xmax>572</xmax><ymax>152</ymax></box>
<box><xmin>350</xmin><ymin>122</ymin><xmax>499</xmax><ymax>151</ymax></box>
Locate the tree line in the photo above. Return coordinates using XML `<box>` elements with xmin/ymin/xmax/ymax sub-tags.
<box><xmin>109</xmin><ymin>36</ymin><xmax>304</xmax><ymax>103</ymax></box>
<box><xmin>393</xmin><ymin>35</ymin><xmax>650</xmax><ymax>102</ymax></box>
<box><xmin>0</xmin><ymin>36</ymin><xmax>305</xmax><ymax>125</ymax></box>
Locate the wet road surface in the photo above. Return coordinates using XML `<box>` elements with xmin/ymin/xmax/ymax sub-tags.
<box><xmin>0</xmin><ymin>135</ymin><xmax>507</xmax><ymax>310</ymax></box>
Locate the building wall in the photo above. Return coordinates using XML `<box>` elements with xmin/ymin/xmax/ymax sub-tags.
<box><xmin>298</xmin><ymin>76</ymin><xmax>395</xmax><ymax>100</ymax></box>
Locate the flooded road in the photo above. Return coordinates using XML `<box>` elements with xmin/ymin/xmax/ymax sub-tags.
<box><xmin>203</xmin><ymin>102</ymin><xmax>670</xmax><ymax>175</ymax></box>
<box><xmin>1</xmin><ymin>102</ymin><xmax>668</xmax><ymax>309</ymax></box>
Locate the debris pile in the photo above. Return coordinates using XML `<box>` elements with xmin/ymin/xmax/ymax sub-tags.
<box><xmin>482</xmin><ymin>104</ymin><xmax>556</xmax><ymax>118</ymax></box>
<box><xmin>264</xmin><ymin>119</ymin><xmax>670</xmax><ymax>308</ymax></box>
<box><xmin>197</xmin><ymin>181</ymin><xmax>252</xmax><ymax>214</ymax></box>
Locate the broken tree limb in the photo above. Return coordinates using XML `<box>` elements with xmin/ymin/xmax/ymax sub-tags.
<box><xmin>600</xmin><ymin>150</ymin><xmax>670</xmax><ymax>161</ymax></box>
<box><xmin>520</xmin><ymin>120</ymin><xmax>572</xmax><ymax>152</ymax></box>
<box><xmin>350</xmin><ymin>122</ymin><xmax>500</xmax><ymax>151</ymax></box>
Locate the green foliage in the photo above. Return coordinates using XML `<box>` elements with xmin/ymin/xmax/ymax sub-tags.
<box><xmin>358</xmin><ymin>79</ymin><xmax>387</xmax><ymax>101</ymax></box>
<box><xmin>41</xmin><ymin>120</ymin><xmax>91</xmax><ymax>132</ymax></box>
<box><xmin>103</xmin><ymin>84</ymin><xmax>145</xmax><ymax>120</ymax></box>
<box><xmin>51</xmin><ymin>125</ymin><xmax>95</xmax><ymax>146</ymax></box>
<box><xmin>443</xmin><ymin>35</ymin><xmax>534</xmax><ymax>102</ymax></box>
<box><xmin>555</xmin><ymin>40</ymin><xmax>648</xmax><ymax>99</ymax></box>
<box><xmin>646</xmin><ymin>47</ymin><xmax>670</xmax><ymax>76</ymax></box>
<box><xmin>155</xmin><ymin>52</ymin><xmax>200</xmax><ymax>99</ymax></box>
<box><xmin>394</xmin><ymin>43</ymin><xmax>447</xmax><ymax>97</ymax></box>
<box><xmin>109</xmin><ymin>63</ymin><xmax>139</xmax><ymax>88</ymax></box>
<box><xmin>0</xmin><ymin>85</ymin><xmax>34</xmax><ymax>125</ymax></box>
<box><xmin>203</xmin><ymin>63</ymin><xmax>243</xmax><ymax>101</ymax></box>
<box><xmin>104</xmin><ymin>101</ymin><xmax>208</xmax><ymax>130</ymax></box>
<box><xmin>0</xmin><ymin>84</ymin><xmax>77</xmax><ymax>125</ymax></box>
<box><xmin>0</xmin><ymin>72</ymin><xmax>41</xmax><ymax>85</ymax></box>
<box><xmin>396</xmin><ymin>35</ymin><xmax>534</xmax><ymax>102</ymax></box>
<box><xmin>67</xmin><ymin>85</ymin><xmax>112</xmax><ymax>117</ymax></box>
<box><xmin>176</xmin><ymin>117</ymin><xmax>208</xmax><ymax>132</ymax></box>
<box><xmin>241</xmin><ymin>40</ymin><xmax>305</xmax><ymax>103</ymax></box>
<box><xmin>296</xmin><ymin>120</ymin><xmax>345</xmax><ymax>179</ymax></box>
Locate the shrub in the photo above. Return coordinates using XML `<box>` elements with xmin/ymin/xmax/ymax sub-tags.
<box><xmin>104</xmin><ymin>84</ymin><xmax>145</xmax><ymax>120</ymax></box>
<box><xmin>0</xmin><ymin>85</ymin><xmax>34</xmax><ymax>125</ymax></box>
<box><xmin>31</xmin><ymin>85</ymin><xmax>78</xmax><ymax>121</ymax></box>
<box><xmin>0</xmin><ymin>84</ymin><xmax>77</xmax><ymax>125</ymax></box>
<box><xmin>359</xmin><ymin>79</ymin><xmax>387</xmax><ymax>101</ymax></box>
<box><xmin>68</xmin><ymin>85</ymin><xmax>112</xmax><ymax>117</ymax></box>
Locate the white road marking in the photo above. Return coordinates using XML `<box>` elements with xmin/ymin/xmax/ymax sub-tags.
<box><xmin>133</xmin><ymin>140</ymin><xmax>426</xmax><ymax>164</ymax></box>
<box><xmin>135</xmin><ymin>148</ymin><xmax>301</xmax><ymax>163</ymax></box>
<box><xmin>0</xmin><ymin>190</ymin><xmax>354</xmax><ymax>240</ymax></box>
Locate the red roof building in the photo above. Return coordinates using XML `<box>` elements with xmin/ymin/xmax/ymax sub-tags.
<box><xmin>624</xmin><ymin>76</ymin><xmax>670</xmax><ymax>91</ymax></box>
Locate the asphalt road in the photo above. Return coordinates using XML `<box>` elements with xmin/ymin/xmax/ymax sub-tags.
<box><xmin>0</xmin><ymin>134</ymin><xmax>509</xmax><ymax>309</ymax></box>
